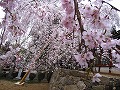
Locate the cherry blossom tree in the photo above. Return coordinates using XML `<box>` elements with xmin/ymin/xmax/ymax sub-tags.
<box><xmin>0</xmin><ymin>0</ymin><xmax>120</xmax><ymax>72</ymax></box>
<box><xmin>61</xmin><ymin>0</ymin><xmax>120</xmax><ymax>69</ymax></box>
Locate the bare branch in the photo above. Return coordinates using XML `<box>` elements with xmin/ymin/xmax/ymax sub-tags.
<box><xmin>102</xmin><ymin>1</ymin><xmax>120</xmax><ymax>12</ymax></box>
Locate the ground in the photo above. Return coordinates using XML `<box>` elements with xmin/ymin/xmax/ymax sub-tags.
<box><xmin>0</xmin><ymin>69</ymin><xmax>120</xmax><ymax>90</ymax></box>
<box><xmin>0</xmin><ymin>80</ymin><xmax>49</xmax><ymax>90</ymax></box>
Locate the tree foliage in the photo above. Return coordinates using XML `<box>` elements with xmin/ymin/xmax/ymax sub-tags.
<box><xmin>0</xmin><ymin>0</ymin><xmax>120</xmax><ymax>70</ymax></box>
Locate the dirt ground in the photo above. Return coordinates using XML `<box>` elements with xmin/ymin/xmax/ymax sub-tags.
<box><xmin>0</xmin><ymin>74</ymin><xmax>120</xmax><ymax>90</ymax></box>
<box><xmin>0</xmin><ymin>80</ymin><xmax>49</xmax><ymax>90</ymax></box>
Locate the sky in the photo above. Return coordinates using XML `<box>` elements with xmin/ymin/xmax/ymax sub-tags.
<box><xmin>109</xmin><ymin>0</ymin><xmax>120</xmax><ymax>16</ymax></box>
<box><xmin>0</xmin><ymin>7</ymin><xmax>5</xmax><ymax>22</ymax></box>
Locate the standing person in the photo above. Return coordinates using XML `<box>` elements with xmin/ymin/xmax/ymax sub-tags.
<box><xmin>14</xmin><ymin>53</ymin><xmax>23</xmax><ymax>80</ymax></box>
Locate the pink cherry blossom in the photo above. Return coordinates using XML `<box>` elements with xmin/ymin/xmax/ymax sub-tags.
<box><xmin>85</xmin><ymin>51</ymin><xmax>94</xmax><ymax>60</ymax></box>
<box><xmin>83</xmin><ymin>5</ymin><xmax>93</xmax><ymax>18</ymax></box>
<box><xmin>113</xmin><ymin>62</ymin><xmax>120</xmax><ymax>68</ymax></box>
<box><xmin>65</xmin><ymin>5</ymin><xmax>74</xmax><ymax>14</ymax></box>
<box><xmin>92</xmin><ymin>73</ymin><xmax>102</xmax><ymax>83</ymax></box>
<box><xmin>74</xmin><ymin>53</ymin><xmax>88</xmax><ymax>68</ymax></box>
<box><xmin>82</xmin><ymin>31</ymin><xmax>92</xmax><ymax>40</ymax></box>
<box><xmin>112</xmin><ymin>50</ymin><xmax>120</xmax><ymax>62</ymax></box>
<box><xmin>62</xmin><ymin>1</ymin><xmax>71</xmax><ymax>9</ymax></box>
<box><xmin>0</xmin><ymin>2</ymin><xmax>6</xmax><ymax>8</ymax></box>
<box><xmin>0</xmin><ymin>0</ymin><xmax>120</xmax><ymax>71</ymax></box>
<box><xmin>62</xmin><ymin>16</ymin><xmax>74</xmax><ymax>30</ymax></box>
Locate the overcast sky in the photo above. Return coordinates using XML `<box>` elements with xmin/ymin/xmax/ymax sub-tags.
<box><xmin>109</xmin><ymin>0</ymin><xmax>120</xmax><ymax>16</ymax></box>
<box><xmin>0</xmin><ymin>7</ymin><xmax>5</xmax><ymax>22</ymax></box>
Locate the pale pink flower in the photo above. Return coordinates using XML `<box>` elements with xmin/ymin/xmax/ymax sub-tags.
<box><xmin>74</xmin><ymin>53</ymin><xmax>88</xmax><ymax>68</ymax></box>
<box><xmin>85</xmin><ymin>51</ymin><xmax>94</xmax><ymax>60</ymax></box>
<box><xmin>85</xmin><ymin>39</ymin><xmax>92</xmax><ymax>46</ymax></box>
<box><xmin>83</xmin><ymin>37</ymin><xmax>95</xmax><ymax>49</ymax></box>
<box><xmin>101</xmin><ymin>39</ymin><xmax>118</xmax><ymax>49</ymax></box>
<box><xmin>101</xmin><ymin>42</ymin><xmax>108</xmax><ymax>49</ymax></box>
<box><xmin>74</xmin><ymin>53</ymin><xmax>80</xmax><ymax>63</ymax></box>
<box><xmin>110</xmin><ymin>39</ymin><xmax>118</xmax><ymax>47</ymax></box>
<box><xmin>112</xmin><ymin>50</ymin><xmax>120</xmax><ymax>62</ymax></box>
<box><xmin>0</xmin><ymin>2</ymin><xmax>6</xmax><ymax>8</ymax></box>
<box><xmin>62</xmin><ymin>16</ymin><xmax>74</xmax><ymax>30</ymax></box>
<box><xmin>92</xmin><ymin>0</ymin><xmax>103</xmax><ymax>8</ymax></box>
<box><xmin>62</xmin><ymin>19</ymin><xmax>72</xmax><ymax>29</ymax></box>
<box><xmin>61</xmin><ymin>0</ymin><xmax>70</xmax><ymax>9</ymax></box>
<box><xmin>66</xmin><ymin>5</ymin><xmax>74</xmax><ymax>14</ymax></box>
<box><xmin>96</xmin><ymin>33</ymin><xmax>105</xmax><ymax>44</ymax></box>
<box><xmin>116</xmin><ymin>54</ymin><xmax>120</xmax><ymax>62</ymax></box>
<box><xmin>82</xmin><ymin>31</ymin><xmax>95</xmax><ymax>48</ymax></box>
<box><xmin>61</xmin><ymin>0</ymin><xmax>74</xmax><ymax>15</ymax></box>
<box><xmin>113</xmin><ymin>63</ymin><xmax>120</xmax><ymax>68</ymax></box>
<box><xmin>82</xmin><ymin>31</ymin><xmax>92</xmax><ymax>40</ymax></box>
<box><xmin>83</xmin><ymin>5</ymin><xmax>93</xmax><ymax>18</ymax></box>
<box><xmin>92</xmin><ymin>73</ymin><xmax>102</xmax><ymax>82</ymax></box>
<box><xmin>61</xmin><ymin>0</ymin><xmax>69</xmax><ymax>3</ymax></box>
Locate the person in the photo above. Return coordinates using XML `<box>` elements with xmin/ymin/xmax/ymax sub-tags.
<box><xmin>14</xmin><ymin>53</ymin><xmax>23</xmax><ymax>80</ymax></box>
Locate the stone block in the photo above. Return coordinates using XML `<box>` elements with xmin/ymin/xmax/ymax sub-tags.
<box><xmin>64</xmin><ymin>85</ymin><xmax>79</xmax><ymax>90</ymax></box>
<box><xmin>77</xmin><ymin>81</ymin><xmax>86</xmax><ymax>90</ymax></box>
<box><xmin>92</xmin><ymin>85</ymin><xmax>104</xmax><ymax>90</ymax></box>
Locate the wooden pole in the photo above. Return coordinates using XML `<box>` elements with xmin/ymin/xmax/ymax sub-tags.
<box><xmin>19</xmin><ymin>69</ymin><xmax>30</xmax><ymax>84</ymax></box>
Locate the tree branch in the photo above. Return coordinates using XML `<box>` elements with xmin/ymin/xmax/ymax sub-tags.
<box><xmin>112</xmin><ymin>47</ymin><xmax>120</xmax><ymax>55</ymax></box>
<box><xmin>102</xmin><ymin>1</ymin><xmax>120</xmax><ymax>12</ymax></box>
<box><xmin>73</xmin><ymin>0</ymin><xmax>84</xmax><ymax>34</ymax></box>
<box><xmin>73</xmin><ymin>0</ymin><xmax>86</xmax><ymax>52</ymax></box>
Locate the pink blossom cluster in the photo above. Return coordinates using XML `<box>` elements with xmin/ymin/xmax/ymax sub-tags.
<box><xmin>112</xmin><ymin>50</ymin><xmax>120</xmax><ymax>63</ymax></box>
<box><xmin>101</xmin><ymin>39</ymin><xmax>119</xmax><ymax>49</ymax></box>
<box><xmin>74</xmin><ymin>51</ymin><xmax>94</xmax><ymax>67</ymax></box>
<box><xmin>0</xmin><ymin>0</ymin><xmax>120</xmax><ymax>70</ymax></box>
<box><xmin>61</xmin><ymin>0</ymin><xmax>75</xmax><ymax>31</ymax></box>
<box><xmin>81</xmin><ymin>5</ymin><xmax>106</xmax><ymax>29</ymax></box>
<box><xmin>81</xmin><ymin>0</ymin><xmax>119</xmax><ymax>31</ymax></box>
<box><xmin>0</xmin><ymin>0</ymin><xmax>14</xmax><ymax>10</ymax></box>
<box><xmin>82</xmin><ymin>30</ymin><xmax>105</xmax><ymax>49</ymax></box>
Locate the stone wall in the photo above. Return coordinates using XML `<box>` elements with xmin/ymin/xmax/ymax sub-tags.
<box><xmin>49</xmin><ymin>68</ymin><xmax>120</xmax><ymax>90</ymax></box>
